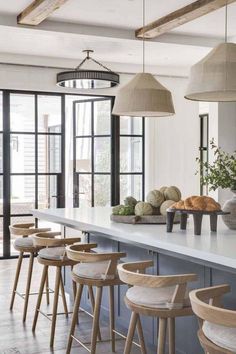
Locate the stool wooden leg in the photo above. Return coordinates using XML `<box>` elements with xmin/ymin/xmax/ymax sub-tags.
<box><xmin>137</xmin><ymin>315</ymin><xmax>147</xmax><ymax>354</ymax></box>
<box><xmin>32</xmin><ymin>265</ymin><xmax>48</xmax><ymax>332</ymax></box>
<box><xmin>109</xmin><ymin>285</ymin><xmax>115</xmax><ymax>352</ymax></box>
<box><xmin>23</xmin><ymin>252</ymin><xmax>34</xmax><ymax>322</ymax></box>
<box><xmin>91</xmin><ymin>286</ymin><xmax>103</xmax><ymax>354</ymax></box>
<box><xmin>60</xmin><ymin>272</ymin><xmax>68</xmax><ymax>317</ymax></box>
<box><xmin>71</xmin><ymin>266</ymin><xmax>77</xmax><ymax>301</ymax></box>
<box><xmin>157</xmin><ymin>318</ymin><xmax>167</xmax><ymax>354</ymax></box>
<box><xmin>10</xmin><ymin>251</ymin><xmax>24</xmax><ymax>310</ymax></box>
<box><xmin>168</xmin><ymin>318</ymin><xmax>175</xmax><ymax>354</ymax></box>
<box><xmin>72</xmin><ymin>280</ymin><xmax>77</xmax><ymax>300</ymax></box>
<box><xmin>45</xmin><ymin>270</ymin><xmax>50</xmax><ymax>305</ymax></box>
<box><xmin>124</xmin><ymin>311</ymin><xmax>138</xmax><ymax>354</ymax></box>
<box><xmin>88</xmin><ymin>285</ymin><xmax>102</xmax><ymax>341</ymax></box>
<box><xmin>66</xmin><ymin>283</ymin><xmax>84</xmax><ymax>354</ymax></box>
<box><xmin>50</xmin><ymin>266</ymin><xmax>61</xmax><ymax>347</ymax></box>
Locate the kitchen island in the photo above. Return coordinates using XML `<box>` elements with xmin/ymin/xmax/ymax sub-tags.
<box><xmin>32</xmin><ymin>207</ymin><xmax>236</xmax><ymax>354</ymax></box>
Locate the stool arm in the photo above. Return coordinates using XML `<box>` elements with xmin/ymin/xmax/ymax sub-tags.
<box><xmin>75</xmin><ymin>252</ymin><xmax>126</xmax><ymax>263</ymax></box>
<box><xmin>118</xmin><ymin>262</ymin><xmax>197</xmax><ymax>288</ymax></box>
<box><xmin>191</xmin><ymin>284</ymin><xmax>231</xmax><ymax>302</ymax></box>
<box><xmin>9</xmin><ymin>225</ymin><xmax>51</xmax><ymax>237</ymax></box>
<box><xmin>31</xmin><ymin>228</ymin><xmax>51</xmax><ymax>233</ymax></box>
<box><xmin>10</xmin><ymin>223</ymin><xmax>35</xmax><ymax>229</ymax></box>
<box><xmin>34</xmin><ymin>232</ymin><xmax>61</xmax><ymax>238</ymax></box>
<box><xmin>66</xmin><ymin>243</ymin><xmax>98</xmax><ymax>262</ymax></box>
<box><xmin>40</xmin><ymin>237</ymin><xmax>82</xmax><ymax>247</ymax></box>
<box><xmin>119</xmin><ymin>260</ymin><xmax>154</xmax><ymax>273</ymax></box>
<box><xmin>66</xmin><ymin>243</ymin><xmax>97</xmax><ymax>252</ymax></box>
<box><xmin>60</xmin><ymin>237</ymin><xmax>81</xmax><ymax>246</ymax></box>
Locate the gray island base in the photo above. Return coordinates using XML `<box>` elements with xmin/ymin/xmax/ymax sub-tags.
<box><xmin>32</xmin><ymin>207</ymin><xmax>236</xmax><ymax>354</ymax></box>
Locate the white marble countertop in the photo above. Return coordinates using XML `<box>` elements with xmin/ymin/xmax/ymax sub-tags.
<box><xmin>32</xmin><ymin>207</ymin><xmax>236</xmax><ymax>270</ymax></box>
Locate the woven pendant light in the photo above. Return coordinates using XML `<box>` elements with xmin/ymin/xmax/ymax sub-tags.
<box><xmin>185</xmin><ymin>1</ymin><xmax>236</xmax><ymax>102</ymax></box>
<box><xmin>185</xmin><ymin>43</ymin><xmax>236</xmax><ymax>102</ymax></box>
<box><xmin>112</xmin><ymin>0</ymin><xmax>175</xmax><ymax>117</ymax></box>
<box><xmin>112</xmin><ymin>72</ymin><xmax>175</xmax><ymax>116</ymax></box>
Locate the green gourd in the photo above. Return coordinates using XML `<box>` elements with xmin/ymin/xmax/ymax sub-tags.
<box><xmin>118</xmin><ymin>205</ymin><xmax>134</xmax><ymax>216</ymax></box>
<box><xmin>135</xmin><ymin>202</ymin><xmax>153</xmax><ymax>216</ymax></box>
<box><xmin>160</xmin><ymin>200</ymin><xmax>175</xmax><ymax>216</ymax></box>
<box><xmin>112</xmin><ymin>205</ymin><xmax>123</xmax><ymax>215</ymax></box>
<box><xmin>164</xmin><ymin>186</ymin><xmax>181</xmax><ymax>202</ymax></box>
<box><xmin>124</xmin><ymin>196</ymin><xmax>137</xmax><ymax>207</ymax></box>
<box><xmin>146</xmin><ymin>190</ymin><xmax>164</xmax><ymax>207</ymax></box>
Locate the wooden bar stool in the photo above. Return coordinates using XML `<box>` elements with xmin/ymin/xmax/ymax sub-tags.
<box><xmin>190</xmin><ymin>284</ymin><xmax>236</xmax><ymax>354</ymax></box>
<box><xmin>118</xmin><ymin>261</ymin><xmax>198</xmax><ymax>354</ymax></box>
<box><xmin>66</xmin><ymin>244</ymin><xmax>126</xmax><ymax>354</ymax></box>
<box><xmin>32</xmin><ymin>232</ymin><xmax>95</xmax><ymax>348</ymax></box>
<box><xmin>9</xmin><ymin>223</ymin><xmax>51</xmax><ymax>322</ymax></box>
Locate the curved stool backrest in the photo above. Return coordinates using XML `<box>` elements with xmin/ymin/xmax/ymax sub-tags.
<box><xmin>190</xmin><ymin>285</ymin><xmax>236</xmax><ymax>327</ymax></box>
<box><xmin>190</xmin><ymin>285</ymin><xmax>236</xmax><ymax>354</ymax></box>
<box><xmin>67</xmin><ymin>244</ymin><xmax>126</xmax><ymax>279</ymax></box>
<box><xmin>9</xmin><ymin>223</ymin><xmax>51</xmax><ymax>237</ymax></box>
<box><xmin>118</xmin><ymin>261</ymin><xmax>197</xmax><ymax>306</ymax></box>
<box><xmin>33</xmin><ymin>232</ymin><xmax>81</xmax><ymax>248</ymax></box>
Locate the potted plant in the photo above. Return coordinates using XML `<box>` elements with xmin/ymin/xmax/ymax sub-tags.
<box><xmin>196</xmin><ymin>139</ymin><xmax>236</xmax><ymax>230</ymax></box>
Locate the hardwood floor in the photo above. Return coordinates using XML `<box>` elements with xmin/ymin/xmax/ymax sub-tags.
<box><xmin>0</xmin><ymin>258</ymin><xmax>140</xmax><ymax>354</ymax></box>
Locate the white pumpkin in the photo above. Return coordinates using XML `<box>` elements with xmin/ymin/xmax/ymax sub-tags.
<box><xmin>164</xmin><ymin>186</ymin><xmax>181</xmax><ymax>202</ymax></box>
<box><xmin>159</xmin><ymin>186</ymin><xmax>168</xmax><ymax>195</ymax></box>
<box><xmin>135</xmin><ymin>202</ymin><xmax>153</xmax><ymax>216</ymax></box>
<box><xmin>160</xmin><ymin>200</ymin><xmax>176</xmax><ymax>216</ymax></box>
<box><xmin>146</xmin><ymin>190</ymin><xmax>164</xmax><ymax>207</ymax></box>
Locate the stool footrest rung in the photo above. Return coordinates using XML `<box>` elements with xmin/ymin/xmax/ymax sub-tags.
<box><xmin>15</xmin><ymin>288</ymin><xmax>54</xmax><ymax>299</ymax></box>
<box><xmin>71</xmin><ymin>328</ymin><xmax>141</xmax><ymax>352</ymax></box>
<box><xmin>37</xmin><ymin>306</ymin><xmax>92</xmax><ymax>323</ymax></box>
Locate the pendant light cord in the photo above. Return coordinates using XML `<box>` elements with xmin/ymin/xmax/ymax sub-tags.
<box><xmin>142</xmin><ymin>0</ymin><xmax>146</xmax><ymax>73</ymax></box>
<box><xmin>225</xmin><ymin>0</ymin><xmax>228</xmax><ymax>43</ymax></box>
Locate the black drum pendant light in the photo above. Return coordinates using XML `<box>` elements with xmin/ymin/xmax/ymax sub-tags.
<box><xmin>57</xmin><ymin>50</ymin><xmax>120</xmax><ymax>89</ymax></box>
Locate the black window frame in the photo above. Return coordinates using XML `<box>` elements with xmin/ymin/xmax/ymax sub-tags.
<box><xmin>199</xmin><ymin>113</ymin><xmax>209</xmax><ymax>195</ymax></box>
<box><xmin>0</xmin><ymin>89</ymin><xmax>145</xmax><ymax>259</ymax></box>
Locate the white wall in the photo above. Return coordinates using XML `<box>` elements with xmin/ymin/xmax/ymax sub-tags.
<box><xmin>145</xmin><ymin>77</ymin><xmax>200</xmax><ymax>199</ymax></box>
<box><xmin>0</xmin><ymin>63</ymin><xmax>200</xmax><ymax>200</ymax></box>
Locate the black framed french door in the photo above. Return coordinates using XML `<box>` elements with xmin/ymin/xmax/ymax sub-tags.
<box><xmin>73</xmin><ymin>97</ymin><xmax>117</xmax><ymax>207</ymax></box>
<box><xmin>73</xmin><ymin>96</ymin><xmax>145</xmax><ymax>208</ymax></box>
<box><xmin>0</xmin><ymin>90</ymin><xmax>65</xmax><ymax>259</ymax></box>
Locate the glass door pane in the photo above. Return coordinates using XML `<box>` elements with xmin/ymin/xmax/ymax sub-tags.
<box><xmin>73</xmin><ymin>98</ymin><xmax>112</xmax><ymax>207</ymax></box>
<box><xmin>38</xmin><ymin>175</ymin><xmax>58</xmax><ymax>209</ymax></box>
<box><xmin>10</xmin><ymin>93</ymin><xmax>35</xmax><ymax>132</ymax></box>
<box><xmin>11</xmin><ymin>175</ymin><xmax>35</xmax><ymax>214</ymax></box>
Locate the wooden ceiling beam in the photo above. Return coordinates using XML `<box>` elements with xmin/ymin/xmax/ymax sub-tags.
<box><xmin>17</xmin><ymin>0</ymin><xmax>69</xmax><ymax>26</ymax></box>
<box><xmin>136</xmin><ymin>0</ymin><xmax>236</xmax><ymax>39</ymax></box>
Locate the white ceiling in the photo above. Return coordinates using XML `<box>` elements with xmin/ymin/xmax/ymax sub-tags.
<box><xmin>0</xmin><ymin>0</ymin><xmax>235</xmax><ymax>74</ymax></box>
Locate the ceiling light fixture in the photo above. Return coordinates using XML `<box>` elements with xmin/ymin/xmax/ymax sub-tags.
<box><xmin>185</xmin><ymin>0</ymin><xmax>236</xmax><ymax>102</ymax></box>
<box><xmin>112</xmin><ymin>0</ymin><xmax>175</xmax><ymax>117</ymax></box>
<box><xmin>57</xmin><ymin>50</ymin><xmax>120</xmax><ymax>89</ymax></box>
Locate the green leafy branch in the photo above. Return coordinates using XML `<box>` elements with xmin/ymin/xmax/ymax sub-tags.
<box><xmin>196</xmin><ymin>139</ymin><xmax>236</xmax><ymax>191</ymax></box>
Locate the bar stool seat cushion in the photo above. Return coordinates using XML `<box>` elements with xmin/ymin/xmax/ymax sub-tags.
<box><xmin>14</xmin><ymin>237</ymin><xmax>34</xmax><ymax>249</ymax></box>
<box><xmin>73</xmin><ymin>261</ymin><xmax>115</xmax><ymax>280</ymax></box>
<box><xmin>202</xmin><ymin>321</ymin><xmax>236</xmax><ymax>352</ymax></box>
<box><xmin>38</xmin><ymin>247</ymin><xmax>66</xmax><ymax>261</ymax></box>
<box><xmin>126</xmin><ymin>285</ymin><xmax>190</xmax><ymax>309</ymax></box>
